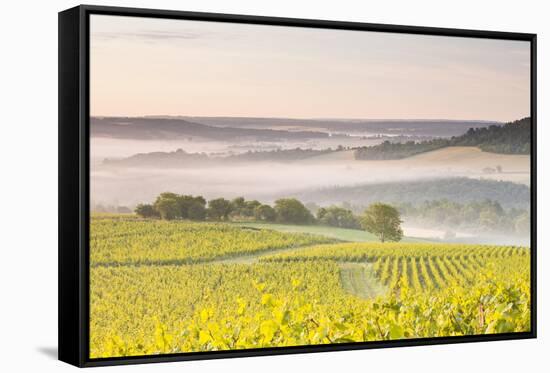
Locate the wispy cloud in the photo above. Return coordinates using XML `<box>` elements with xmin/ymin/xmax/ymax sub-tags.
<box><xmin>92</xmin><ymin>29</ymin><xmax>207</xmax><ymax>43</ymax></box>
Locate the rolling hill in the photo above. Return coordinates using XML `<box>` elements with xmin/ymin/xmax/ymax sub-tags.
<box><xmin>91</xmin><ymin>117</ymin><xmax>328</xmax><ymax>141</ymax></box>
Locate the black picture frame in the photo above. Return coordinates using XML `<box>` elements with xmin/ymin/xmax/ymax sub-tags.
<box><xmin>58</xmin><ymin>4</ymin><xmax>537</xmax><ymax>368</ymax></box>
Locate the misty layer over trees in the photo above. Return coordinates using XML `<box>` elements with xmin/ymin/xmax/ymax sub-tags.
<box><xmin>91</xmin><ymin>116</ymin><xmax>531</xmax><ymax>245</ymax></box>
<box><xmin>294</xmin><ymin>178</ymin><xmax>529</xmax><ymax>210</ymax></box>
<box><xmin>397</xmin><ymin>199</ymin><xmax>529</xmax><ymax>237</ymax></box>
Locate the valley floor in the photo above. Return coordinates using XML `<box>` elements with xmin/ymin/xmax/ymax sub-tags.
<box><xmin>302</xmin><ymin>146</ymin><xmax>530</xmax><ymax>185</ymax></box>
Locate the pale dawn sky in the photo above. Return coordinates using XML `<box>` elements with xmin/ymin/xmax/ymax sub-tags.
<box><xmin>90</xmin><ymin>15</ymin><xmax>530</xmax><ymax>121</ymax></box>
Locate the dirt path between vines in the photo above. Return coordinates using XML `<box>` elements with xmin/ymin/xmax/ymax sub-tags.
<box><xmin>339</xmin><ymin>262</ymin><xmax>387</xmax><ymax>298</ymax></box>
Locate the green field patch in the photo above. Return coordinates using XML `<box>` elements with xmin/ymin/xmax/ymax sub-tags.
<box><xmin>234</xmin><ymin>222</ymin><xmax>424</xmax><ymax>243</ymax></box>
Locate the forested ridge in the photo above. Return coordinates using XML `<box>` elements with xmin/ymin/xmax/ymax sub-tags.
<box><xmin>103</xmin><ymin>147</ymin><xmax>338</xmax><ymax>167</ymax></box>
<box><xmin>354</xmin><ymin>117</ymin><xmax>531</xmax><ymax>160</ymax></box>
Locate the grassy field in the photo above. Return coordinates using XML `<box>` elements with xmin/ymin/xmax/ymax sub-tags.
<box><xmin>234</xmin><ymin>222</ymin><xmax>424</xmax><ymax>243</ymax></box>
<box><xmin>90</xmin><ymin>215</ymin><xmax>531</xmax><ymax>358</ymax></box>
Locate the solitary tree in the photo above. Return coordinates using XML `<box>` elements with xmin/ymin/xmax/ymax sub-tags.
<box><xmin>361</xmin><ymin>203</ymin><xmax>403</xmax><ymax>242</ymax></box>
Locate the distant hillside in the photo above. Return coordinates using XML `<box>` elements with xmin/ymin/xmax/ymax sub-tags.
<box><xmin>355</xmin><ymin>117</ymin><xmax>531</xmax><ymax>160</ymax></box>
<box><xmin>177</xmin><ymin>116</ymin><xmax>498</xmax><ymax>137</ymax></box>
<box><xmin>458</xmin><ymin>117</ymin><xmax>531</xmax><ymax>154</ymax></box>
<box><xmin>292</xmin><ymin>178</ymin><xmax>530</xmax><ymax>210</ymax></box>
<box><xmin>102</xmin><ymin>148</ymin><xmax>338</xmax><ymax>168</ymax></box>
<box><xmin>91</xmin><ymin>117</ymin><xmax>328</xmax><ymax>141</ymax></box>
<box><xmin>103</xmin><ymin>149</ymin><xmax>211</xmax><ymax>168</ymax></box>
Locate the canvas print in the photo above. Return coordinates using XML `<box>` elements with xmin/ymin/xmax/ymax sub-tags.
<box><xmin>89</xmin><ymin>14</ymin><xmax>532</xmax><ymax>358</ymax></box>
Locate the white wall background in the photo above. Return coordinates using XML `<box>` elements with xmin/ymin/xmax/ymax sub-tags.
<box><xmin>0</xmin><ymin>0</ymin><xmax>547</xmax><ymax>371</ymax></box>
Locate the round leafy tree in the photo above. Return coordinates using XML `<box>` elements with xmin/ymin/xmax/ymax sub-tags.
<box><xmin>361</xmin><ymin>203</ymin><xmax>403</xmax><ymax>242</ymax></box>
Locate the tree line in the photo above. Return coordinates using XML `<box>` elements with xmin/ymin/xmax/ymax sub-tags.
<box><xmin>135</xmin><ymin>193</ymin><xmax>403</xmax><ymax>242</ymax></box>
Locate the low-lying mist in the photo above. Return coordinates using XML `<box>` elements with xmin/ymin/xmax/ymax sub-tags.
<box><xmin>90</xmin><ymin>135</ymin><xmax>531</xmax><ymax>247</ymax></box>
<box><xmin>91</xmin><ymin>136</ymin><xmax>384</xmax><ymax>163</ymax></box>
<box><xmin>401</xmin><ymin>219</ymin><xmax>530</xmax><ymax>246</ymax></box>
<box><xmin>91</xmin><ymin>161</ymin><xmax>457</xmax><ymax>207</ymax></box>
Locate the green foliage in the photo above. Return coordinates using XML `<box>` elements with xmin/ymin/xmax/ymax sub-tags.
<box><xmin>153</xmin><ymin>192</ymin><xmax>180</xmax><ymax>220</ymax></box>
<box><xmin>186</xmin><ymin>198</ymin><xmax>207</xmax><ymax>221</ymax></box>
<box><xmin>317</xmin><ymin>206</ymin><xmax>360</xmax><ymax>229</ymax></box>
<box><xmin>460</xmin><ymin>118</ymin><xmax>531</xmax><ymax>154</ymax></box>
<box><xmin>274</xmin><ymin>198</ymin><xmax>315</xmax><ymax>225</ymax></box>
<box><xmin>139</xmin><ymin>193</ymin><xmax>359</xmax><ymax>226</ymax></box>
<box><xmin>254</xmin><ymin>204</ymin><xmax>277</xmax><ymax>222</ymax></box>
<box><xmin>134</xmin><ymin>203</ymin><xmax>159</xmax><ymax>218</ymax></box>
<box><xmin>228</xmin><ymin>197</ymin><xmax>263</xmax><ymax>220</ymax></box>
<box><xmin>230</xmin><ymin>197</ymin><xmax>246</xmax><ymax>214</ymax></box>
<box><xmin>244</xmin><ymin>200</ymin><xmax>262</xmax><ymax>217</ymax></box>
<box><xmin>361</xmin><ymin>203</ymin><xmax>403</xmax><ymax>242</ymax></box>
<box><xmin>206</xmin><ymin>198</ymin><xmax>233</xmax><ymax>221</ymax></box>
<box><xmin>354</xmin><ymin>117</ymin><xmax>531</xmax><ymax>160</ymax></box>
<box><xmin>153</xmin><ymin>193</ymin><xmax>206</xmax><ymax>221</ymax></box>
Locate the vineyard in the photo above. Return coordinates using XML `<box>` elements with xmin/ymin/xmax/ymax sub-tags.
<box><xmin>91</xmin><ymin>214</ymin><xmax>334</xmax><ymax>265</ymax></box>
<box><xmin>90</xmin><ymin>215</ymin><xmax>531</xmax><ymax>358</ymax></box>
<box><xmin>261</xmin><ymin>242</ymin><xmax>529</xmax><ymax>292</ymax></box>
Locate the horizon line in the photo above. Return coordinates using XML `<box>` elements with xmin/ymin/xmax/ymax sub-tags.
<box><xmin>89</xmin><ymin>114</ymin><xmax>522</xmax><ymax>123</ymax></box>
